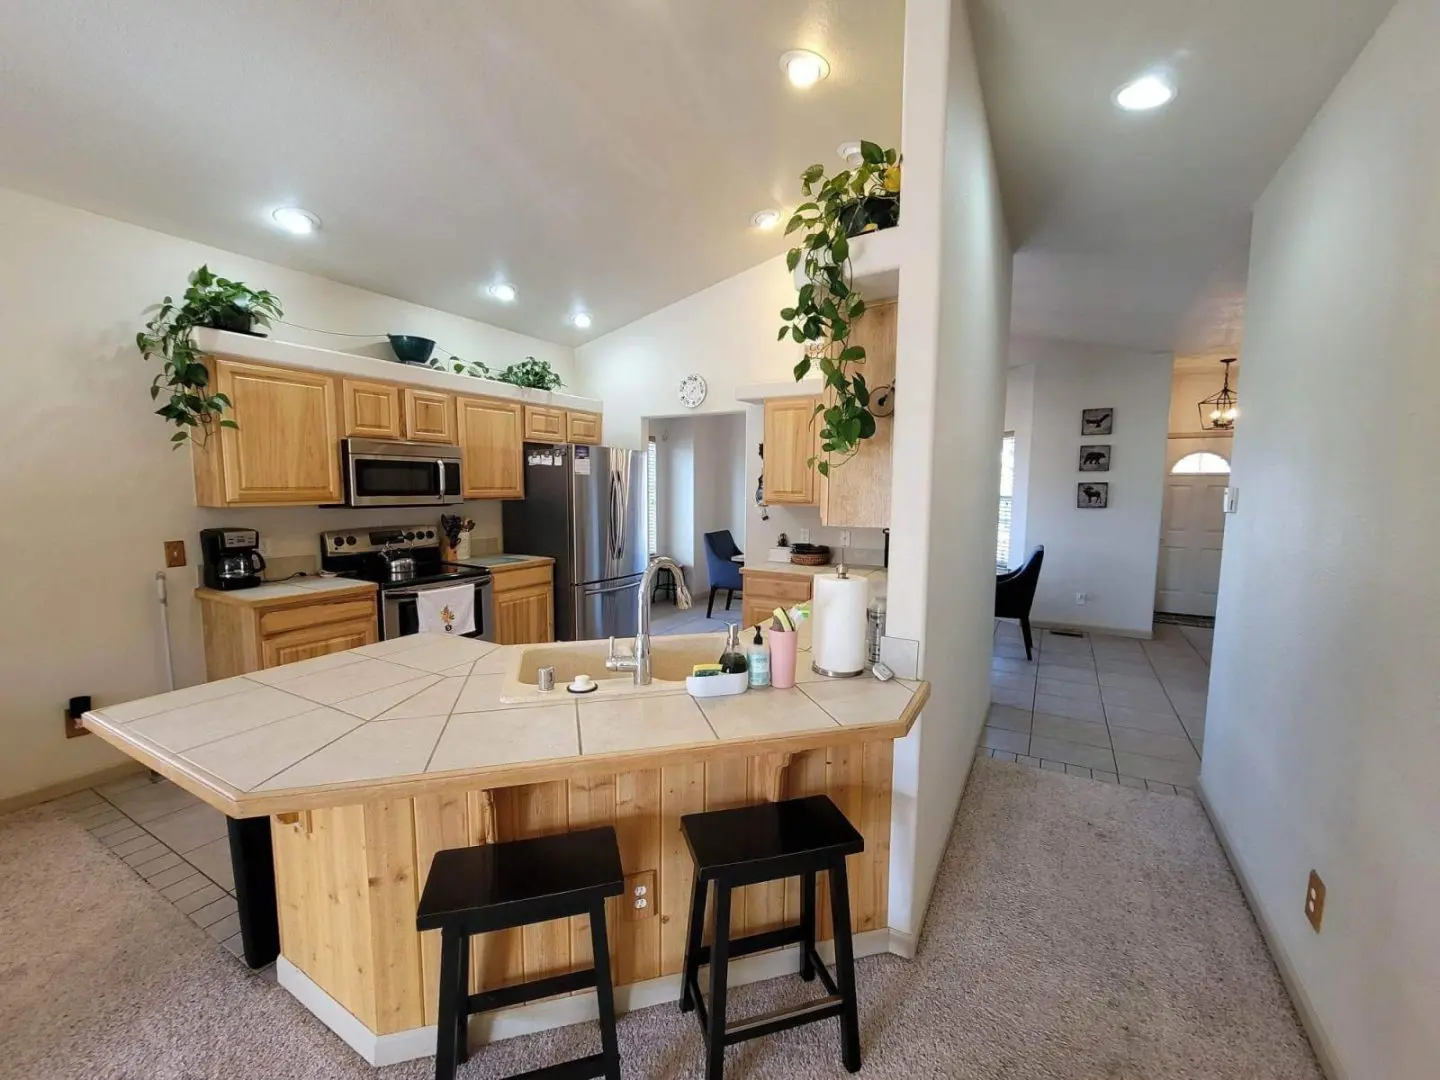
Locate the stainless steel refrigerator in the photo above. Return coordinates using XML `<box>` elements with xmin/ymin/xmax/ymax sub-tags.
<box><xmin>501</xmin><ymin>443</ymin><xmax>647</xmax><ymax>642</ymax></box>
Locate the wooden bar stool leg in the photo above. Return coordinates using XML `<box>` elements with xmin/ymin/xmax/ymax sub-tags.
<box><xmin>827</xmin><ymin>860</ymin><xmax>862</xmax><ymax>1073</ymax></box>
<box><xmin>705</xmin><ymin>882</ymin><xmax>733</xmax><ymax>1080</ymax></box>
<box><xmin>589</xmin><ymin>899</ymin><xmax>622</xmax><ymax>1080</ymax></box>
<box><xmin>434</xmin><ymin>926</ymin><xmax>463</xmax><ymax>1080</ymax></box>
<box><xmin>455</xmin><ymin>932</ymin><xmax>471</xmax><ymax>1066</ymax></box>
<box><xmin>679</xmin><ymin>871</ymin><xmax>707</xmax><ymax>1013</ymax></box>
<box><xmin>799</xmin><ymin>869</ymin><xmax>817</xmax><ymax>982</ymax></box>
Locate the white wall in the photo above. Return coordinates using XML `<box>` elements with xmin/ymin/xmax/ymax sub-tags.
<box><xmin>1203</xmin><ymin>3</ymin><xmax>1440</xmax><ymax>1076</ymax></box>
<box><xmin>649</xmin><ymin>413</ymin><xmax>745</xmax><ymax>594</ymax></box>
<box><xmin>885</xmin><ymin>0</ymin><xmax>1012</xmax><ymax>941</ymax></box>
<box><xmin>0</xmin><ymin>186</ymin><xmax>573</xmax><ymax>802</ymax></box>
<box><xmin>1002</xmin><ymin>363</ymin><xmax>1035</xmax><ymax>564</ymax></box>
<box><xmin>1010</xmin><ymin>337</ymin><xmax>1171</xmax><ymax>636</ymax></box>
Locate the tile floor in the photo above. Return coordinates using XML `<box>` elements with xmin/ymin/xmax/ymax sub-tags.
<box><xmin>44</xmin><ymin>773</ymin><xmax>249</xmax><ymax>960</ymax></box>
<box><xmin>984</xmin><ymin>620</ymin><xmax>1212</xmax><ymax>795</ymax></box>
<box><xmin>649</xmin><ymin>597</ymin><xmax>744</xmax><ymax>637</ymax></box>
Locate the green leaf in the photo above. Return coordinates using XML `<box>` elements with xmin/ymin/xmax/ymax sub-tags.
<box><xmin>860</xmin><ymin>140</ymin><xmax>885</xmax><ymax>165</ymax></box>
<box><xmin>219</xmin><ymin>419</ymin><xmax>239</xmax><ymax>430</ymax></box>
<box><xmin>849</xmin><ymin>298</ymin><xmax>866</xmax><ymax>319</ymax></box>
<box><xmin>886</xmin><ymin>148</ymin><xmax>899</xmax><ymax>166</ymax></box>
<box><xmin>778</xmin><ymin>326</ymin><xmax>791</xmax><ymax>341</ymax></box>
<box><xmin>801</xmin><ymin>163</ymin><xmax>825</xmax><ymax>186</ymax></box>
<box><xmin>793</xmin><ymin>358</ymin><xmax>812</xmax><ymax>381</ymax></box>
<box><xmin>817</xmin><ymin>460</ymin><xmax>830</xmax><ymax>478</ymax></box>
<box><xmin>786</xmin><ymin>248</ymin><xmax>801</xmax><ymax>272</ymax></box>
<box><xmin>791</xmin><ymin>326</ymin><xmax>805</xmax><ymax>344</ymax></box>
<box><xmin>858</xmin><ymin>411</ymin><xmax>877</xmax><ymax>439</ymax></box>
<box><xmin>852</xmin><ymin>373</ymin><xmax>870</xmax><ymax>406</ymax></box>
<box><xmin>785</xmin><ymin>214</ymin><xmax>806</xmax><ymax>236</ymax></box>
<box><xmin>839</xmin><ymin>345</ymin><xmax>865</xmax><ymax>363</ymax></box>
<box><xmin>795</xmin><ymin>201</ymin><xmax>818</xmax><ymax>214</ymax></box>
<box><xmin>780</xmin><ymin>307</ymin><xmax>797</xmax><ymax>321</ymax></box>
<box><xmin>170</xmin><ymin>431</ymin><xmax>188</xmax><ymax>443</ymax></box>
<box><xmin>832</xmin><ymin>234</ymin><xmax>849</xmax><ymax>262</ymax></box>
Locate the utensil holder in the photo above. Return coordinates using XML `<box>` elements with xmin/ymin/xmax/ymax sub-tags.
<box><xmin>769</xmin><ymin>629</ymin><xmax>799</xmax><ymax>688</ymax></box>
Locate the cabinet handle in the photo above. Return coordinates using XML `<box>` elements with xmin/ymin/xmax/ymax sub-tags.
<box><xmin>437</xmin><ymin>458</ymin><xmax>446</xmax><ymax>501</ymax></box>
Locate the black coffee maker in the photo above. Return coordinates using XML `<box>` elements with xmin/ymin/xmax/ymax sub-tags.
<box><xmin>199</xmin><ymin>528</ymin><xmax>266</xmax><ymax>590</ymax></box>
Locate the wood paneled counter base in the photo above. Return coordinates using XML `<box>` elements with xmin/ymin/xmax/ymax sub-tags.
<box><xmin>82</xmin><ymin>632</ymin><xmax>925</xmax><ymax>1064</ymax></box>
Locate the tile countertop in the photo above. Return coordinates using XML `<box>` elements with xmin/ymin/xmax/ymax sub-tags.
<box><xmin>452</xmin><ymin>554</ymin><xmax>554</xmax><ymax>572</ymax></box>
<box><xmin>82</xmin><ymin>632</ymin><xmax>927</xmax><ymax>817</ymax></box>
<box><xmin>194</xmin><ymin>576</ymin><xmax>377</xmax><ymax>606</ymax></box>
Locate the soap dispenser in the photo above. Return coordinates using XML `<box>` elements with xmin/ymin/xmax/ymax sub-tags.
<box><xmin>718</xmin><ymin>624</ymin><xmax>749</xmax><ymax>675</ymax></box>
<box><xmin>747</xmin><ymin>625</ymin><xmax>771</xmax><ymax>688</ymax></box>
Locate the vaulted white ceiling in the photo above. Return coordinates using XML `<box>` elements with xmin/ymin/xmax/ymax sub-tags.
<box><xmin>972</xmin><ymin>0</ymin><xmax>1396</xmax><ymax>355</ymax></box>
<box><xmin>0</xmin><ymin>0</ymin><xmax>902</xmax><ymax>344</ymax></box>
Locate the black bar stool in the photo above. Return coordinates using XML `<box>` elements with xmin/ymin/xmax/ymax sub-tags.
<box><xmin>416</xmin><ymin>827</ymin><xmax>626</xmax><ymax>1080</ymax></box>
<box><xmin>679</xmin><ymin>795</ymin><xmax>865</xmax><ymax>1079</ymax></box>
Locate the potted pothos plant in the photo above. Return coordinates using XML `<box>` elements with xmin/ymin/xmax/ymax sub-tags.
<box><xmin>136</xmin><ymin>265</ymin><xmax>283</xmax><ymax>446</ymax></box>
<box><xmin>777</xmin><ymin>140</ymin><xmax>900</xmax><ymax>476</ymax></box>
<box><xmin>430</xmin><ymin>353</ymin><xmax>566</xmax><ymax>391</ymax></box>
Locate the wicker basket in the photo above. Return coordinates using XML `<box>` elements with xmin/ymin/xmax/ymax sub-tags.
<box><xmin>790</xmin><ymin>552</ymin><xmax>830</xmax><ymax>566</ymax></box>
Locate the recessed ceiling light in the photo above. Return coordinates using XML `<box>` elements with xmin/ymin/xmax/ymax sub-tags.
<box><xmin>750</xmin><ymin>209</ymin><xmax>781</xmax><ymax>230</ymax></box>
<box><xmin>836</xmin><ymin>141</ymin><xmax>863</xmax><ymax>166</ymax></box>
<box><xmin>1114</xmin><ymin>74</ymin><xmax>1176</xmax><ymax>112</ymax></box>
<box><xmin>780</xmin><ymin>50</ymin><xmax>830</xmax><ymax>89</ymax></box>
<box><xmin>270</xmin><ymin>207</ymin><xmax>319</xmax><ymax>236</ymax></box>
<box><xmin>570</xmin><ymin>312</ymin><xmax>593</xmax><ymax>330</ymax></box>
<box><xmin>486</xmin><ymin>282</ymin><xmax>518</xmax><ymax>303</ymax></box>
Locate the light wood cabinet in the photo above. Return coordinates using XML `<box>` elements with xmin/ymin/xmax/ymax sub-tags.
<box><xmin>341</xmin><ymin>379</ymin><xmax>403</xmax><ymax>440</ymax></box>
<box><xmin>193</xmin><ymin>359</ymin><xmax>342</xmax><ymax>506</ymax></box>
<box><xmin>818</xmin><ymin>300</ymin><xmax>897</xmax><ymax>528</ymax></box>
<box><xmin>457</xmin><ymin>395</ymin><xmax>524</xmax><ymax>499</ymax></box>
<box><xmin>491</xmin><ymin>563</ymin><xmax>555</xmax><ymax>645</ymax></box>
<box><xmin>739</xmin><ymin>568</ymin><xmax>814</xmax><ymax>631</ymax></box>
<box><xmin>523</xmin><ymin>404</ymin><xmax>566</xmax><ymax>442</ymax></box>
<box><xmin>565</xmin><ymin>409</ymin><xmax>603</xmax><ymax>445</ymax></box>
<box><xmin>763</xmin><ymin>397</ymin><xmax>819</xmax><ymax>505</ymax></box>
<box><xmin>401</xmin><ymin>388</ymin><xmax>455</xmax><ymax>444</ymax></box>
<box><xmin>197</xmin><ymin>589</ymin><xmax>379</xmax><ymax>679</ymax></box>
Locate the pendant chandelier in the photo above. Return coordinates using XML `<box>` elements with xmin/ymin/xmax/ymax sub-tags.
<box><xmin>1199</xmin><ymin>358</ymin><xmax>1240</xmax><ymax>430</ymax></box>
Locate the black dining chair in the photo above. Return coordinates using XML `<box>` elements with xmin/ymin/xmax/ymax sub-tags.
<box><xmin>995</xmin><ymin>545</ymin><xmax>1045</xmax><ymax>660</ymax></box>
<box><xmin>703</xmin><ymin>530</ymin><xmax>744</xmax><ymax>619</ymax></box>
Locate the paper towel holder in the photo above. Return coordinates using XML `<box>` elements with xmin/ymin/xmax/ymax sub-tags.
<box><xmin>811</xmin><ymin>562</ymin><xmax>867</xmax><ymax>679</ymax></box>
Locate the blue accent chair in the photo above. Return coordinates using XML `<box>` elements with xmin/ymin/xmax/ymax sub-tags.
<box><xmin>703</xmin><ymin>530</ymin><xmax>744</xmax><ymax>619</ymax></box>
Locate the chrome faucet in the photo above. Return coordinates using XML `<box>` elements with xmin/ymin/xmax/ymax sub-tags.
<box><xmin>606</xmin><ymin>556</ymin><xmax>692</xmax><ymax>685</ymax></box>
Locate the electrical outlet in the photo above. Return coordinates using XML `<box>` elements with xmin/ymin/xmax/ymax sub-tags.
<box><xmin>839</xmin><ymin>530</ymin><xmax>852</xmax><ymax>548</ymax></box>
<box><xmin>1305</xmin><ymin>870</ymin><xmax>1326</xmax><ymax>932</ymax></box>
<box><xmin>625</xmin><ymin>870</ymin><xmax>656</xmax><ymax>920</ymax></box>
<box><xmin>799</xmin><ymin>528</ymin><xmax>810</xmax><ymax>543</ymax></box>
<box><xmin>64</xmin><ymin>695</ymin><xmax>92</xmax><ymax>739</ymax></box>
<box><xmin>1076</xmin><ymin>592</ymin><xmax>1089</xmax><ymax>606</ymax></box>
<box><xmin>163</xmin><ymin>540</ymin><xmax>187</xmax><ymax>568</ymax></box>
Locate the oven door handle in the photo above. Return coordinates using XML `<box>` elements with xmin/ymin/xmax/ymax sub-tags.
<box><xmin>387</xmin><ymin>580</ymin><xmax>492</xmax><ymax>601</ymax></box>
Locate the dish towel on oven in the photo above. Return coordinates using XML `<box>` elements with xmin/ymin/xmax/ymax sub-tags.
<box><xmin>415</xmin><ymin>583</ymin><xmax>475</xmax><ymax>636</ymax></box>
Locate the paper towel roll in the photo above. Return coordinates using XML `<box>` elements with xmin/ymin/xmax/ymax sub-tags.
<box><xmin>811</xmin><ymin>571</ymin><xmax>869</xmax><ymax>677</ymax></box>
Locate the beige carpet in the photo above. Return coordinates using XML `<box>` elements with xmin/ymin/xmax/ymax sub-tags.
<box><xmin>0</xmin><ymin>759</ymin><xmax>1321</xmax><ymax>1079</ymax></box>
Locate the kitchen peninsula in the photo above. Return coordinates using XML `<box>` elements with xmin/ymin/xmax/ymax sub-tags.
<box><xmin>83</xmin><ymin>630</ymin><xmax>927</xmax><ymax>1065</ymax></box>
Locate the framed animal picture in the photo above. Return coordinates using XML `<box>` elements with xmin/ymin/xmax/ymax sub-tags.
<box><xmin>1077</xmin><ymin>482</ymin><xmax>1109</xmax><ymax>509</ymax></box>
<box><xmin>1081</xmin><ymin>408</ymin><xmax>1114</xmax><ymax>435</ymax></box>
<box><xmin>1078</xmin><ymin>444</ymin><xmax>1111</xmax><ymax>472</ymax></box>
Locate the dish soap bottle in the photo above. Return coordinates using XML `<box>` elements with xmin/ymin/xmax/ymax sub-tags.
<box><xmin>718</xmin><ymin>624</ymin><xmax>749</xmax><ymax>675</ymax></box>
<box><xmin>747</xmin><ymin>625</ymin><xmax>770</xmax><ymax>688</ymax></box>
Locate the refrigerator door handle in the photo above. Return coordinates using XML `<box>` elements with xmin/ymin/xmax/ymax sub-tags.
<box><xmin>577</xmin><ymin>578</ymin><xmax>642</xmax><ymax>596</ymax></box>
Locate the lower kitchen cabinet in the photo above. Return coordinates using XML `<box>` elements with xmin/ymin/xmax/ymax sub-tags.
<box><xmin>490</xmin><ymin>562</ymin><xmax>555</xmax><ymax>645</ymax></box>
<box><xmin>738</xmin><ymin>567</ymin><xmax>814</xmax><ymax>630</ymax></box>
<box><xmin>197</xmin><ymin>587</ymin><xmax>379</xmax><ymax>679</ymax></box>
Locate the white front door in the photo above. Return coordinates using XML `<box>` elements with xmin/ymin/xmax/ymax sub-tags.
<box><xmin>1156</xmin><ymin>438</ymin><xmax>1232</xmax><ymax>617</ymax></box>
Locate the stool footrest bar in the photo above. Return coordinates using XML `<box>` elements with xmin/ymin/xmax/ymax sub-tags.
<box><xmin>506</xmin><ymin>1052</ymin><xmax>611</xmax><ymax>1080</ymax></box>
<box><xmin>723</xmin><ymin>996</ymin><xmax>845</xmax><ymax>1045</ymax></box>
<box><xmin>467</xmin><ymin>968</ymin><xmax>598</xmax><ymax>1015</ymax></box>
<box><xmin>690</xmin><ymin>924</ymin><xmax>805</xmax><ymax>967</ymax></box>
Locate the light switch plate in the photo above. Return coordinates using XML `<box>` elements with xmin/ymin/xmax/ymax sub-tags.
<box><xmin>163</xmin><ymin>540</ymin><xmax>187</xmax><ymax>568</ymax></box>
<box><xmin>1223</xmin><ymin>487</ymin><xmax>1240</xmax><ymax>514</ymax></box>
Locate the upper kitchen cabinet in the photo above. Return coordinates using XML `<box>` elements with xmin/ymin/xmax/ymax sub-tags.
<box><xmin>818</xmin><ymin>299</ymin><xmax>897</xmax><ymax>528</ymax></box>
<box><xmin>763</xmin><ymin>396</ymin><xmax>819</xmax><ymax>505</ymax></box>
<box><xmin>341</xmin><ymin>378</ymin><xmax>402</xmax><ymax>440</ymax></box>
<box><xmin>193</xmin><ymin>358</ymin><xmax>342</xmax><ymax>507</ymax></box>
<box><xmin>565</xmin><ymin>409</ymin><xmax>603</xmax><ymax>445</ymax></box>
<box><xmin>457</xmin><ymin>395</ymin><xmax>524</xmax><ymax>499</ymax></box>
<box><xmin>402</xmin><ymin>388</ymin><xmax>455</xmax><ymax>444</ymax></box>
<box><xmin>523</xmin><ymin>404</ymin><xmax>566</xmax><ymax>442</ymax></box>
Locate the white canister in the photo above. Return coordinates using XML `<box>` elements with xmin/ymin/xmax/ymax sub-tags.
<box><xmin>811</xmin><ymin>566</ymin><xmax>869</xmax><ymax>678</ymax></box>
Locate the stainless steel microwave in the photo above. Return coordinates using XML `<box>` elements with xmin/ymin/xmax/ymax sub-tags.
<box><xmin>340</xmin><ymin>438</ymin><xmax>463</xmax><ymax>507</ymax></box>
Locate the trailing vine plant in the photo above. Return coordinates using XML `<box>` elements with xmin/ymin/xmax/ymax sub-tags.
<box><xmin>430</xmin><ymin>353</ymin><xmax>565</xmax><ymax>391</ymax></box>
<box><xmin>136</xmin><ymin>265</ymin><xmax>282</xmax><ymax>446</ymax></box>
<box><xmin>777</xmin><ymin>140</ymin><xmax>900</xmax><ymax>476</ymax></box>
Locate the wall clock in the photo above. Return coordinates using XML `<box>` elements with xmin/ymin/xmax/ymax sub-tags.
<box><xmin>678</xmin><ymin>373</ymin><xmax>707</xmax><ymax>409</ymax></box>
<box><xmin>871</xmin><ymin>383</ymin><xmax>896</xmax><ymax>417</ymax></box>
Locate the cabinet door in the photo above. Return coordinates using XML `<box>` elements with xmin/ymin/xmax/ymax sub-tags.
<box><xmin>565</xmin><ymin>410</ymin><xmax>603</xmax><ymax>445</ymax></box>
<box><xmin>820</xmin><ymin>300</ymin><xmax>897</xmax><ymax>527</ymax></box>
<box><xmin>457</xmin><ymin>396</ymin><xmax>524</xmax><ymax>499</ymax></box>
<box><xmin>402</xmin><ymin>388</ymin><xmax>456</xmax><ymax>444</ymax></box>
<box><xmin>260</xmin><ymin>617</ymin><xmax>377</xmax><ymax>669</ymax></box>
<box><xmin>763</xmin><ymin>397</ymin><xmax>819</xmax><ymax>505</ymax></box>
<box><xmin>493</xmin><ymin>583</ymin><xmax>554</xmax><ymax>645</ymax></box>
<box><xmin>523</xmin><ymin>405</ymin><xmax>566</xmax><ymax>442</ymax></box>
<box><xmin>216</xmin><ymin>361</ymin><xmax>342</xmax><ymax>504</ymax></box>
<box><xmin>341</xmin><ymin>378</ymin><xmax>403</xmax><ymax>439</ymax></box>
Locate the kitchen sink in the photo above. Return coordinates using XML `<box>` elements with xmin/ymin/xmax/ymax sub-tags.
<box><xmin>501</xmin><ymin>633</ymin><xmax>727</xmax><ymax>703</ymax></box>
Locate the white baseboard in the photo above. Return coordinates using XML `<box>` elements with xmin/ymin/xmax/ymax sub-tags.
<box><xmin>1195</xmin><ymin>781</ymin><xmax>1344</xmax><ymax>1080</ymax></box>
<box><xmin>280</xmin><ymin>929</ymin><xmax>904</xmax><ymax>1067</ymax></box>
<box><xmin>1030</xmin><ymin>619</ymin><xmax>1154</xmax><ymax>640</ymax></box>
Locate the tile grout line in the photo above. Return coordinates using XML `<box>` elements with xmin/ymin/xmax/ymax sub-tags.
<box><xmin>1140</xmin><ymin>631</ymin><xmax>1206</xmax><ymax>763</ymax></box>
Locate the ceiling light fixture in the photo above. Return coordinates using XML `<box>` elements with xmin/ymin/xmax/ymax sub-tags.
<box><xmin>780</xmin><ymin>50</ymin><xmax>830</xmax><ymax>89</ymax></box>
<box><xmin>750</xmin><ymin>209</ymin><xmax>781</xmax><ymax>230</ymax></box>
<box><xmin>1199</xmin><ymin>358</ymin><xmax>1240</xmax><ymax>430</ymax></box>
<box><xmin>1114</xmin><ymin>74</ymin><xmax>1176</xmax><ymax>112</ymax></box>
<box><xmin>486</xmin><ymin>282</ymin><xmax>518</xmax><ymax>303</ymax></box>
<box><xmin>836</xmin><ymin>141</ymin><xmax>863</xmax><ymax>166</ymax></box>
<box><xmin>570</xmin><ymin>312</ymin><xmax>593</xmax><ymax>330</ymax></box>
<box><xmin>270</xmin><ymin>207</ymin><xmax>319</xmax><ymax>236</ymax></box>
